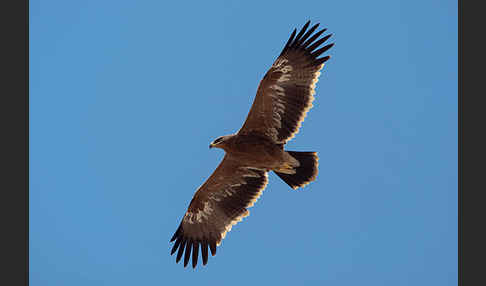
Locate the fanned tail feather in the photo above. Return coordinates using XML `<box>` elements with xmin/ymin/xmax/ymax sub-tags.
<box><xmin>275</xmin><ymin>151</ymin><xmax>319</xmax><ymax>190</ymax></box>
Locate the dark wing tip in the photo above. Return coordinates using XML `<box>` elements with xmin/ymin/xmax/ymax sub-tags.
<box><xmin>201</xmin><ymin>239</ymin><xmax>209</xmax><ymax>265</ymax></box>
<box><xmin>306</xmin><ymin>33</ymin><xmax>333</xmax><ymax>54</ymax></box>
<box><xmin>311</xmin><ymin>43</ymin><xmax>334</xmax><ymax>59</ymax></box>
<box><xmin>281</xmin><ymin>28</ymin><xmax>297</xmax><ymax>56</ymax></box>
<box><xmin>292</xmin><ymin>21</ymin><xmax>311</xmax><ymax>47</ymax></box>
<box><xmin>175</xmin><ymin>238</ymin><xmax>186</xmax><ymax>263</ymax></box>
<box><xmin>170</xmin><ymin>237</ymin><xmax>182</xmax><ymax>255</ymax></box>
<box><xmin>183</xmin><ymin>239</ymin><xmax>193</xmax><ymax>267</ymax></box>
<box><xmin>302</xmin><ymin>28</ymin><xmax>327</xmax><ymax>50</ymax></box>
<box><xmin>314</xmin><ymin>55</ymin><xmax>331</xmax><ymax>66</ymax></box>
<box><xmin>209</xmin><ymin>241</ymin><xmax>217</xmax><ymax>256</ymax></box>
<box><xmin>279</xmin><ymin>22</ymin><xmax>334</xmax><ymax>68</ymax></box>
<box><xmin>192</xmin><ymin>241</ymin><xmax>199</xmax><ymax>268</ymax></box>
<box><xmin>297</xmin><ymin>23</ymin><xmax>320</xmax><ymax>47</ymax></box>
<box><xmin>170</xmin><ymin>222</ymin><xmax>219</xmax><ymax>268</ymax></box>
<box><xmin>170</xmin><ymin>224</ymin><xmax>182</xmax><ymax>242</ymax></box>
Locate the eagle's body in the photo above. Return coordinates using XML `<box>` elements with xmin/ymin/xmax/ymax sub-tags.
<box><xmin>170</xmin><ymin>21</ymin><xmax>334</xmax><ymax>268</ymax></box>
<box><xmin>213</xmin><ymin>133</ymin><xmax>296</xmax><ymax>173</ymax></box>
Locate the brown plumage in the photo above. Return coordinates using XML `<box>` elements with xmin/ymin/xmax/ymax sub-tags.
<box><xmin>170</xmin><ymin>20</ymin><xmax>334</xmax><ymax>268</ymax></box>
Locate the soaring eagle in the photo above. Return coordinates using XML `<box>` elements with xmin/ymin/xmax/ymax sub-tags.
<box><xmin>170</xmin><ymin>21</ymin><xmax>334</xmax><ymax>268</ymax></box>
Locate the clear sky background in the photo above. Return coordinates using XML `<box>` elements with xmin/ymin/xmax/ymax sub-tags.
<box><xmin>30</xmin><ymin>0</ymin><xmax>457</xmax><ymax>285</ymax></box>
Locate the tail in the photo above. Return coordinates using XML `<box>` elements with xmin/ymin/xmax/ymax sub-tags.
<box><xmin>274</xmin><ymin>151</ymin><xmax>319</xmax><ymax>190</ymax></box>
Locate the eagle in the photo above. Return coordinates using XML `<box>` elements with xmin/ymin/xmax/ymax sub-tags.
<box><xmin>170</xmin><ymin>20</ymin><xmax>334</xmax><ymax>268</ymax></box>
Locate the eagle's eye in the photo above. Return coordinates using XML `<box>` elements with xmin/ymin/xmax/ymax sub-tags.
<box><xmin>213</xmin><ymin>137</ymin><xmax>224</xmax><ymax>144</ymax></box>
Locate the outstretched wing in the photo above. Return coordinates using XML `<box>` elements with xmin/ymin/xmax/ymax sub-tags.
<box><xmin>238</xmin><ymin>21</ymin><xmax>334</xmax><ymax>143</ymax></box>
<box><xmin>170</xmin><ymin>155</ymin><xmax>268</xmax><ymax>268</ymax></box>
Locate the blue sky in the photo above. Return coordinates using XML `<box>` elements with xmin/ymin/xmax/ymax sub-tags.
<box><xmin>30</xmin><ymin>0</ymin><xmax>457</xmax><ymax>285</ymax></box>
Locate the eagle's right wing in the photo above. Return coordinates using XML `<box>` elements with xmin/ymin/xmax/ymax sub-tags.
<box><xmin>238</xmin><ymin>21</ymin><xmax>333</xmax><ymax>144</ymax></box>
<box><xmin>170</xmin><ymin>155</ymin><xmax>268</xmax><ymax>268</ymax></box>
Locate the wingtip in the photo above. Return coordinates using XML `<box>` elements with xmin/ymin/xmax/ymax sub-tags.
<box><xmin>170</xmin><ymin>223</ymin><xmax>182</xmax><ymax>242</ymax></box>
<box><xmin>175</xmin><ymin>239</ymin><xmax>185</xmax><ymax>263</ymax></box>
<box><xmin>302</xmin><ymin>20</ymin><xmax>311</xmax><ymax>29</ymax></box>
<box><xmin>183</xmin><ymin>239</ymin><xmax>192</xmax><ymax>267</ymax></box>
<box><xmin>170</xmin><ymin>237</ymin><xmax>182</xmax><ymax>255</ymax></box>
<box><xmin>209</xmin><ymin>241</ymin><xmax>217</xmax><ymax>256</ymax></box>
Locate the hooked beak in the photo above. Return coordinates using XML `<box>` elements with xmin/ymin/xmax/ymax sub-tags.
<box><xmin>209</xmin><ymin>143</ymin><xmax>214</xmax><ymax>149</ymax></box>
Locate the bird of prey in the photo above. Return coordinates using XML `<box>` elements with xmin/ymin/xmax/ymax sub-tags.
<box><xmin>170</xmin><ymin>20</ymin><xmax>334</xmax><ymax>268</ymax></box>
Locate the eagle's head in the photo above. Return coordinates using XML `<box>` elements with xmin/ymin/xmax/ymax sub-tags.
<box><xmin>209</xmin><ymin>135</ymin><xmax>234</xmax><ymax>149</ymax></box>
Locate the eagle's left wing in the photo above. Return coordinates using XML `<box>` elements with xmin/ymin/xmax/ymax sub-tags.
<box><xmin>170</xmin><ymin>155</ymin><xmax>268</xmax><ymax>268</ymax></box>
<box><xmin>238</xmin><ymin>21</ymin><xmax>334</xmax><ymax>143</ymax></box>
